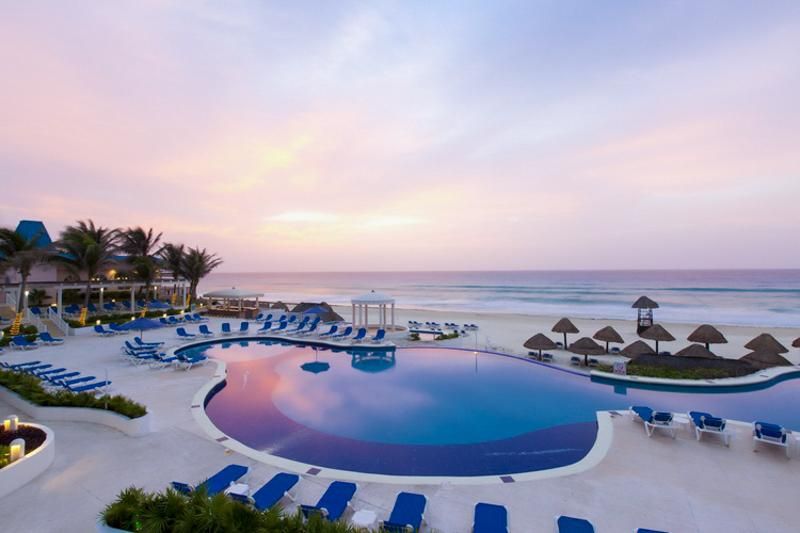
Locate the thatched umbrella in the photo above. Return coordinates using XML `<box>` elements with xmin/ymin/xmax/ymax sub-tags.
<box><xmin>552</xmin><ymin>318</ymin><xmax>579</xmax><ymax>348</ymax></box>
<box><xmin>568</xmin><ymin>337</ymin><xmax>605</xmax><ymax>366</ymax></box>
<box><xmin>793</xmin><ymin>337</ymin><xmax>800</xmax><ymax>349</ymax></box>
<box><xmin>632</xmin><ymin>296</ymin><xmax>659</xmax><ymax>309</ymax></box>
<box><xmin>593</xmin><ymin>326</ymin><xmax>624</xmax><ymax>353</ymax></box>
<box><xmin>639</xmin><ymin>324</ymin><xmax>675</xmax><ymax>354</ymax></box>
<box><xmin>320</xmin><ymin>309</ymin><xmax>345</xmax><ymax>322</ymax></box>
<box><xmin>523</xmin><ymin>333</ymin><xmax>558</xmax><ymax>359</ymax></box>
<box><xmin>740</xmin><ymin>350</ymin><xmax>793</xmax><ymax>369</ymax></box>
<box><xmin>620</xmin><ymin>340</ymin><xmax>656</xmax><ymax>357</ymax></box>
<box><xmin>632</xmin><ymin>296</ymin><xmax>659</xmax><ymax>332</ymax></box>
<box><xmin>744</xmin><ymin>333</ymin><xmax>788</xmax><ymax>354</ymax></box>
<box><xmin>687</xmin><ymin>324</ymin><xmax>728</xmax><ymax>350</ymax></box>
<box><xmin>675</xmin><ymin>343</ymin><xmax>718</xmax><ymax>359</ymax></box>
<box><xmin>271</xmin><ymin>301</ymin><xmax>289</xmax><ymax>311</ymax></box>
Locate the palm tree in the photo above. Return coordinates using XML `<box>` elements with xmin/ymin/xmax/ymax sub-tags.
<box><xmin>0</xmin><ymin>228</ymin><xmax>49</xmax><ymax>312</ymax></box>
<box><xmin>55</xmin><ymin>220</ymin><xmax>120</xmax><ymax>309</ymax></box>
<box><xmin>159</xmin><ymin>243</ymin><xmax>185</xmax><ymax>303</ymax></box>
<box><xmin>121</xmin><ymin>227</ymin><xmax>162</xmax><ymax>298</ymax></box>
<box><xmin>182</xmin><ymin>247</ymin><xmax>223</xmax><ymax>302</ymax></box>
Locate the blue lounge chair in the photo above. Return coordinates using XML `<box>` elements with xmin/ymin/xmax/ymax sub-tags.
<box><xmin>254</xmin><ymin>312</ymin><xmax>267</xmax><ymax>322</ymax></box>
<box><xmin>300</xmin><ymin>481</ymin><xmax>357</xmax><ymax>521</ymax></box>
<box><xmin>753</xmin><ymin>421</ymin><xmax>790</xmax><ymax>457</ymax></box>
<box><xmin>12</xmin><ymin>335</ymin><xmax>39</xmax><ymax>350</ymax></box>
<box><xmin>159</xmin><ymin>318</ymin><xmax>171</xmax><ymax>327</ymax></box>
<box><xmin>39</xmin><ymin>332</ymin><xmax>64</xmax><ymax>345</ymax></box>
<box><xmin>298</xmin><ymin>322</ymin><xmax>319</xmax><ymax>337</ymax></box>
<box><xmin>167</xmin><ymin>316</ymin><xmax>181</xmax><ymax>325</ymax></box>
<box><xmin>331</xmin><ymin>326</ymin><xmax>352</xmax><ymax>341</ymax></box>
<box><xmin>350</xmin><ymin>328</ymin><xmax>367</xmax><ymax>344</ymax></box>
<box><xmin>109</xmin><ymin>323</ymin><xmax>127</xmax><ymax>335</ymax></box>
<box><xmin>230</xmin><ymin>472</ymin><xmax>299</xmax><ymax>511</ymax></box>
<box><xmin>689</xmin><ymin>411</ymin><xmax>731</xmax><ymax>446</ymax></box>
<box><xmin>631</xmin><ymin>406</ymin><xmax>676</xmax><ymax>438</ymax></box>
<box><xmin>183</xmin><ymin>314</ymin><xmax>196</xmax><ymax>323</ymax></box>
<box><xmin>370</xmin><ymin>329</ymin><xmax>386</xmax><ymax>344</ymax></box>
<box><xmin>172</xmin><ymin>464</ymin><xmax>249</xmax><ymax>496</ymax></box>
<box><xmin>192</xmin><ymin>313</ymin><xmax>208</xmax><ymax>322</ymax></box>
<box><xmin>199</xmin><ymin>324</ymin><xmax>214</xmax><ymax>337</ymax></box>
<box><xmin>569</xmin><ymin>356</ymin><xmax>581</xmax><ymax>366</ymax></box>
<box><xmin>23</xmin><ymin>363</ymin><xmax>53</xmax><ymax>373</ymax></box>
<box><xmin>1</xmin><ymin>360</ymin><xmax>41</xmax><ymax>369</ymax></box>
<box><xmin>51</xmin><ymin>375</ymin><xmax>95</xmax><ymax>387</ymax></box>
<box><xmin>44</xmin><ymin>371</ymin><xmax>80</xmax><ymax>383</ymax></box>
<box><xmin>35</xmin><ymin>367</ymin><xmax>67</xmax><ymax>377</ymax></box>
<box><xmin>176</xmin><ymin>327</ymin><xmax>196</xmax><ymax>340</ymax></box>
<box><xmin>135</xmin><ymin>337</ymin><xmax>164</xmax><ymax>348</ymax></box>
<box><xmin>635</xmin><ymin>529</ymin><xmax>669</xmax><ymax>533</ymax></box>
<box><xmin>381</xmin><ymin>492</ymin><xmax>426</xmax><ymax>532</ymax></box>
<box><xmin>256</xmin><ymin>321</ymin><xmax>273</xmax><ymax>334</ymax></box>
<box><xmin>94</xmin><ymin>325</ymin><xmax>115</xmax><ymax>337</ymax></box>
<box><xmin>221</xmin><ymin>323</ymin><xmax>232</xmax><ymax>336</ymax></box>
<box><xmin>270</xmin><ymin>321</ymin><xmax>288</xmax><ymax>333</ymax></box>
<box><xmin>176</xmin><ymin>352</ymin><xmax>207</xmax><ymax>370</ymax></box>
<box><xmin>88</xmin><ymin>303</ymin><xmax>98</xmax><ymax>314</ymax></box>
<box><xmin>556</xmin><ymin>515</ymin><xmax>594</xmax><ymax>532</ymax></box>
<box><xmin>239</xmin><ymin>322</ymin><xmax>249</xmax><ymax>334</ymax></box>
<box><xmin>319</xmin><ymin>325</ymin><xmax>338</xmax><ymax>338</ymax></box>
<box><xmin>103</xmin><ymin>302</ymin><xmax>116</xmax><ymax>312</ymax></box>
<box><xmin>65</xmin><ymin>380</ymin><xmax>111</xmax><ymax>393</ymax></box>
<box><xmin>474</xmin><ymin>502</ymin><xmax>507</xmax><ymax>533</ymax></box>
<box><xmin>542</xmin><ymin>353</ymin><xmax>554</xmax><ymax>362</ymax></box>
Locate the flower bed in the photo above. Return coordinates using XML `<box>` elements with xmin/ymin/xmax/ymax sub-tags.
<box><xmin>0</xmin><ymin>425</ymin><xmax>46</xmax><ymax>468</ymax></box>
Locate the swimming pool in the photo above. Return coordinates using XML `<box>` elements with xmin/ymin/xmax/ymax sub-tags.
<box><xmin>192</xmin><ymin>340</ymin><xmax>800</xmax><ymax>477</ymax></box>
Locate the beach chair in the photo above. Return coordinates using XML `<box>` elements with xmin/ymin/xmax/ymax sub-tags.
<box><xmin>176</xmin><ymin>352</ymin><xmax>208</xmax><ymax>370</ymax></box>
<box><xmin>588</xmin><ymin>358</ymin><xmax>600</xmax><ymax>367</ymax></box>
<box><xmin>473</xmin><ymin>502</ymin><xmax>507</xmax><ymax>533</ymax></box>
<box><xmin>22</xmin><ymin>363</ymin><xmax>52</xmax><ymax>374</ymax></box>
<box><xmin>270</xmin><ymin>321</ymin><xmax>288</xmax><ymax>334</ymax></box>
<box><xmin>176</xmin><ymin>327</ymin><xmax>196</xmax><ymax>340</ymax></box>
<box><xmin>569</xmin><ymin>356</ymin><xmax>581</xmax><ymax>366</ymax></box>
<box><xmin>542</xmin><ymin>353</ymin><xmax>554</xmax><ymax>363</ymax></box>
<box><xmin>43</xmin><ymin>371</ymin><xmax>80</xmax><ymax>383</ymax></box>
<box><xmin>94</xmin><ymin>325</ymin><xmax>115</xmax><ymax>337</ymax></box>
<box><xmin>255</xmin><ymin>321</ymin><xmax>273</xmax><ymax>334</ymax></box>
<box><xmin>381</xmin><ymin>492</ymin><xmax>426</xmax><ymax>533</ymax></box>
<box><xmin>198</xmin><ymin>324</ymin><xmax>215</xmax><ymax>338</ymax></box>
<box><xmin>753</xmin><ymin>421</ymin><xmax>790</xmax><ymax>457</ymax></box>
<box><xmin>0</xmin><ymin>360</ymin><xmax>41</xmax><ymax>369</ymax></box>
<box><xmin>159</xmin><ymin>317</ymin><xmax>171</xmax><ymax>327</ymax></box>
<box><xmin>221</xmin><ymin>323</ymin><xmax>232</xmax><ymax>336</ymax></box>
<box><xmin>689</xmin><ymin>411</ymin><xmax>731</xmax><ymax>446</ymax></box>
<box><xmin>135</xmin><ymin>337</ymin><xmax>164</xmax><ymax>348</ymax></box>
<box><xmin>149</xmin><ymin>352</ymin><xmax>180</xmax><ymax>369</ymax></box>
<box><xmin>300</xmin><ymin>481</ymin><xmax>357</xmax><ymax>522</ymax></box>
<box><xmin>318</xmin><ymin>325</ymin><xmax>338</xmax><ymax>339</ymax></box>
<box><xmin>254</xmin><ymin>312</ymin><xmax>266</xmax><ymax>322</ymax></box>
<box><xmin>370</xmin><ymin>329</ymin><xmax>386</xmax><ymax>344</ymax></box>
<box><xmin>65</xmin><ymin>380</ymin><xmax>112</xmax><ymax>394</ymax></box>
<box><xmin>167</xmin><ymin>316</ymin><xmax>181</xmax><ymax>326</ymax></box>
<box><xmin>183</xmin><ymin>314</ymin><xmax>197</xmax><ymax>323</ymax></box>
<box><xmin>635</xmin><ymin>529</ymin><xmax>669</xmax><ymax>532</ymax></box>
<box><xmin>555</xmin><ymin>515</ymin><xmax>594</xmax><ymax>532</ymax></box>
<box><xmin>109</xmin><ymin>323</ymin><xmax>128</xmax><ymax>335</ymax></box>
<box><xmin>297</xmin><ymin>322</ymin><xmax>319</xmax><ymax>337</ymax></box>
<box><xmin>190</xmin><ymin>313</ymin><xmax>206</xmax><ymax>322</ymax></box>
<box><xmin>103</xmin><ymin>302</ymin><xmax>117</xmax><ymax>312</ymax></box>
<box><xmin>12</xmin><ymin>335</ymin><xmax>39</xmax><ymax>350</ymax></box>
<box><xmin>229</xmin><ymin>472</ymin><xmax>299</xmax><ymax>511</ymax></box>
<box><xmin>239</xmin><ymin>322</ymin><xmax>249</xmax><ymax>334</ymax></box>
<box><xmin>350</xmin><ymin>328</ymin><xmax>367</xmax><ymax>344</ymax></box>
<box><xmin>331</xmin><ymin>326</ymin><xmax>353</xmax><ymax>341</ymax></box>
<box><xmin>631</xmin><ymin>406</ymin><xmax>676</xmax><ymax>438</ymax></box>
<box><xmin>34</xmin><ymin>367</ymin><xmax>67</xmax><ymax>377</ymax></box>
<box><xmin>171</xmin><ymin>464</ymin><xmax>249</xmax><ymax>496</ymax></box>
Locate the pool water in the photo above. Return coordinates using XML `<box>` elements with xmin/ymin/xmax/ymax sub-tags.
<box><xmin>194</xmin><ymin>340</ymin><xmax>800</xmax><ymax>476</ymax></box>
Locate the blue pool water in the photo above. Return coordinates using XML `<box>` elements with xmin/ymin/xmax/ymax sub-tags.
<box><xmin>195</xmin><ymin>340</ymin><xmax>800</xmax><ymax>476</ymax></box>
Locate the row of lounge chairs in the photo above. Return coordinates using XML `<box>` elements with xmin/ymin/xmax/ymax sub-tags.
<box><xmin>170</xmin><ymin>465</ymin><xmax>507</xmax><ymax>532</ymax></box>
<box><xmin>5</xmin><ymin>332</ymin><xmax>64</xmax><ymax>350</ymax></box>
<box><xmin>121</xmin><ymin>338</ymin><xmax>207</xmax><ymax>370</ymax></box>
<box><xmin>0</xmin><ymin>360</ymin><xmax>111</xmax><ymax>393</ymax></box>
<box><xmin>57</xmin><ymin>300</ymin><xmax>175</xmax><ymax>317</ymax></box>
<box><xmin>555</xmin><ymin>515</ymin><xmax>666</xmax><ymax>532</ymax></box>
<box><xmin>630</xmin><ymin>405</ymin><xmax>792</xmax><ymax>456</ymax></box>
<box><xmin>93</xmin><ymin>314</ymin><xmax>208</xmax><ymax>336</ymax></box>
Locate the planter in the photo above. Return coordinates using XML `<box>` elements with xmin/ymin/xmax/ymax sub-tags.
<box><xmin>0</xmin><ymin>422</ymin><xmax>55</xmax><ymax>499</ymax></box>
<box><xmin>0</xmin><ymin>387</ymin><xmax>152</xmax><ymax>437</ymax></box>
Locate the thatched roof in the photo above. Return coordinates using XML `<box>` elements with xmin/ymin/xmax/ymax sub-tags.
<box><xmin>593</xmin><ymin>326</ymin><xmax>624</xmax><ymax>344</ymax></box>
<box><xmin>740</xmin><ymin>350</ymin><xmax>793</xmax><ymax>369</ymax></box>
<box><xmin>523</xmin><ymin>333</ymin><xmax>558</xmax><ymax>351</ymax></box>
<box><xmin>620</xmin><ymin>340</ymin><xmax>656</xmax><ymax>357</ymax></box>
<box><xmin>744</xmin><ymin>333</ymin><xmax>788</xmax><ymax>354</ymax></box>
<box><xmin>320</xmin><ymin>309</ymin><xmax>344</xmax><ymax>322</ymax></box>
<box><xmin>552</xmin><ymin>318</ymin><xmax>579</xmax><ymax>334</ymax></box>
<box><xmin>687</xmin><ymin>324</ymin><xmax>728</xmax><ymax>345</ymax></box>
<box><xmin>640</xmin><ymin>324</ymin><xmax>675</xmax><ymax>342</ymax></box>
<box><xmin>793</xmin><ymin>337</ymin><xmax>800</xmax><ymax>349</ymax></box>
<box><xmin>270</xmin><ymin>301</ymin><xmax>289</xmax><ymax>310</ymax></box>
<box><xmin>675</xmin><ymin>343</ymin><xmax>718</xmax><ymax>359</ymax></box>
<box><xmin>632</xmin><ymin>296</ymin><xmax>659</xmax><ymax>309</ymax></box>
<box><xmin>568</xmin><ymin>337</ymin><xmax>605</xmax><ymax>355</ymax></box>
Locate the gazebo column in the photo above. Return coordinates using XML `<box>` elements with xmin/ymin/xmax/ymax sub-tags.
<box><xmin>130</xmin><ymin>287</ymin><xmax>136</xmax><ymax>313</ymax></box>
<box><xmin>57</xmin><ymin>286</ymin><xmax>63</xmax><ymax>315</ymax></box>
<box><xmin>364</xmin><ymin>304</ymin><xmax>368</xmax><ymax>328</ymax></box>
<box><xmin>99</xmin><ymin>287</ymin><xmax>104</xmax><ymax>309</ymax></box>
<box><xmin>391</xmin><ymin>302</ymin><xmax>395</xmax><ymax>330</ymax></box>
<box><xmin>352</xmin><ymin>303</ymin><xmax>356</xmax><ymax>326</ymax></box>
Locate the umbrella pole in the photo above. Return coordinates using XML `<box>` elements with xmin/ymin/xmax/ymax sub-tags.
<box><xmin>655</xmin><ymin>340</ymin><xmax>659</xmax><ymax>353</ymax></box>
<box><xmin>563</xmin><ymin>333</ymin><xmax>567</xmax><ymax>348</ymax></box>
<box><xmin>584</xmin><ymin>353</ymin><xmax>588</xmax><ymax>366</ymax></box>
<box><xmin>606</xmin><ymin>341</ymin><xmax>609</xmax><ymax>353</ymax></box>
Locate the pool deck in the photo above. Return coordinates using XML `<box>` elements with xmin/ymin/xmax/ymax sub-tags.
<box><xmin>1</xmin><ymin>319</ymin><xmax>799</xmax><ymax>532</ymax></box>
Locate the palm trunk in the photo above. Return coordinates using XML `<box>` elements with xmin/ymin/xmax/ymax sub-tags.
<box><xmin>17</xmin><ymin>277</ymin><xmax>27</xmax><ymax>313</ymax></box>
<box><xmin>85</xmin><ymin>279</ymin><xmax>92</xmax><ymax>309</ymax></box>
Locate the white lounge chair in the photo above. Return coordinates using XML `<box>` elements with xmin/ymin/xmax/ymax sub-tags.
<box><xmin>630</xmin><ymin>406</ymin><xmax>676</xmax><ymax>438</ymax></box>
<box><xmin>753</xmin><ymin>421</ymin><xmax>791</xmax><ymax>458</ymax></box>
<box><xmin>689</xmin><ymin>411</ymin><xmax>731</xmax><ymax>446</ymax></box>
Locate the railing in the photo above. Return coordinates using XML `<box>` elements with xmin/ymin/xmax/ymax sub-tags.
<box><xmin>5</xmin><ymin>290</ymin><xmax>17</xmax><ymax>310</ymax></box>
<box><xmin>47</xmin><ymin>307</ymin><xmax>71</xmax><ymax>336</ymax></box>
<box><xmin>25</xmin><ymin>308</ymin><xmax>47</xmax><ymax>332</ymax></box>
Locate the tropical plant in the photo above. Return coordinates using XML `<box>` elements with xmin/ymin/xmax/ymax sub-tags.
<box><xmin>28</xmin><ymin>288</ymin><xmax>49</xmax><ymax>306</ymax></box>
<box><xmin>0</xmin><ymin>228</ymin><xmax>50</xmax><ymax>312</ymax></box>
<box><xmin>121</xmin><ymin>227</ymin><xmax>163</xmax><ymax>299</ymax></box>
<box><xmin>182</xmin><ymin>247</ymin><xmax>222</xmax><ymax>302</ymax></box>
<box><xmin>54</xmin><ymin>220</ymin><xmax>120</xmax><ymax>309</ymax></box>
<box><xmin>159</xmin><ymin>243</ymin><xmax>185</xmax><ymax>281</ymax></box>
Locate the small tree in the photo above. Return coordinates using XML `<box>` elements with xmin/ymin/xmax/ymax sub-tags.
<box><xmin>0</xmin><ymin>228</ymin><xmax>49</xmax><ymax>312</ymax></box>
<box><xmin>121</xmin><ymin>227</ymin><xmax>162</xmax><ymax>298</ymax></box>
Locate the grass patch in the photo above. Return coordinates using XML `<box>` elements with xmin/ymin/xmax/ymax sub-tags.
<box><xmin>102</xmin><ymin>486</ymin><xmax>361</xmax><ymax>532</ymax></box>
<box><xmin>596</xmin><ymin>363</ymin><xmax>745</xmax><ymax>380</ymax></box>
<box><xmin>0</xmin><ymin>370</ymin><xmax>147</xmax><ymax>419</ymax></box>
<box><xmin>434</xmin><ymin>331</ymin><xmax>460</xmax><ymax>341</ymax></box>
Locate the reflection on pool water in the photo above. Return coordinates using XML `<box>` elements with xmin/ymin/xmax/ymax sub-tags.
<box><xmin>192</xmin><ymin>340</ymin><xmax>800</xmax><ymax>477</ymax></box>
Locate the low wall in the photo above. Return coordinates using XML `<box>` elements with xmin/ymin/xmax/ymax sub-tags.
<box><xmin>0</xmin><ymin>422</ymin><xmax>55</xmax><ymax>499</ymax></box>
<box><xmin>0</xmin><ymin>387</ymin><xmax>152</xmax><ymax>437</ymax></box>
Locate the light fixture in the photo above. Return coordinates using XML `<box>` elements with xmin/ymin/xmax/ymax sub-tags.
<box><xmin>96</xmin><ymin>320</ymin><xmax>101</xmax><ymax>325</ymax></box>
<box><xmin>9</xmin><ymin>439</ymin><xmax>25</xmax><ymax>462</ymax></box>
<box><xmin>7</xmin><ymin>415</ymin><xmax>18</xmax><ymax>431</ymax></box>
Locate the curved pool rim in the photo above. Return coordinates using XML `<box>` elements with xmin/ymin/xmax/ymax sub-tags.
<box><xmin>184</xmin><ymin>338</ymin><xmax>614</xmax><ymax>485</ymax></box>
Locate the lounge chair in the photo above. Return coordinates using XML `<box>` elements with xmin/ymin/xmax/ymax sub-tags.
<box><xmin>631</xmin><ymin>406</ymin><xmax>676</xmax><ymax>438</ymax></box>
<box><xmin>635</xmin><ymin>529</ymin><xmax>669</xmax><ymax>533</ymax></box>
<box><xmin>297</xmin><ymin>322</ymin><xmax>319</xmax><ymax>337</ymax></box>
<box><xmin>300</xmin><ymin>481</ymin><xmax>357</xmax><ymax>522</ymax></box>
<box><xmin>370</xmin><ymin>329</ymin><xmax>386</xmax><ymax>344</ymax></box>
<box><xmin>34</xmin><ymin>366</ymin><xmax>66</xmax><ymax>377</ymax></box>
<box><xmin>474</xmin><ymin>502</ymin><xmax>507</xmax><ymax>533</ymax></box>
<box><xmin>569</xmin><ymin>356</ymin><xmax>581</xmax><ymax>366</ymax></box>
<box><xmin>22</xmin><ymin>363</ymin><xmax>53</xmax><ymax>373</ymax></box>
<box><xmin>43</xmin><ymin>371</ymin><xmax>80</xmax><ymax>383</ymax></box>
<box><xmin>12</xmin><ymin>335</ymin><xmax>39</xmax><ymax>350</ymax></box>
<box><xmin>542</xmin><ymin>353</ymin><xmax>554</xmax><ymax>362</ymax></box>
<box><xmin>176</xmin><ymin>327</ymin><xmax>196</xmax><ymax>340</ymax></box>
<box><xmin>1</xmin><ymin>360</ymin><xmax>41</xmax><ymax>369</ymax></box>
<box><xmin>254</xmin><ymin>321</ymin><xmax>273</xmax><ymax>334</ymax></box>
<box><xmin>689</xmin><ymin>411</ymin><xmax>731</xmax><ymax>446</ymax></box>
<box><xmin>103</xmin><ymin>302</ymin><xmax>117</xmax><ymax>312</ymax></box>
<box><xmin>51</xmin><ymin>375</ymin><xmax>96</xmax><ymax>388</ymax></box>
<box><xmin>331</xmin><ymin>326</ymin><xmax>353</xmax><ymax>341</ymax></box>
<box><xmin>239</xmin><ymin>322</ymin><xmax>250</xmax><ymax>334</ymax></box>
<box><xmin>254</xmin><ymin>312</ymin><xmax>267</xmax><ymax>322</ymax></box>
<box><xmin>65</xmin><ymin>380</ymin><xmax>112</xmax><ymax>393</ymax></box>
<box><xmin>350</xmin><ymin>328</ymin><xmax>367</xmax><ymax>344</ymax></box>
<box><xmin>135</xmin><ymin>337</ymin><xmax>164</xmax><ymax>348</ymax></box>
<box><xmin>270</xmin><ymin>321</ymin><xmax>289</xmax><ymax>334</ymax></box>
<box><xmin>319</xmin><ymin>325</ymin><xmax>338</xmax><ymax>338</ymax></box>
<box><xmin>588</xmin><ymin>358</ymin><xmax>600</xmax><ymax>367</ymax></box>
<box><xmin>158</xmin><ymin>318</ymin><xmax>171</xmax><ymax>327</ymax></box>
<box><xmin>176</xmin><ymin>352</ymin><xmax>207</xmax><ymax>370</ymax></box>
<box><xmin>91</xmin><ymin>324</ymin><xmax>113</xmax><ymax>337</ymax></box>
<box><xmin>220</xmin><ymin>322</ymin><xmax>232</xmax><ymax>336</ymax></box>
<box><xmin>229</xmin><ymin>472</ymin><xmax>299</xmax><ymax>511</ymax></box>
<box><xmin>555</xmin><ymin>515</ymin><xmax>594</xmax><ymax>532</ymax></box>
<box><xmin>167</xmin><ymin>316</ymin><xmax>181</xmax><ymax>326</ymax></box>
<box><xmin>109</xmin><ymin>323</ymin><xmax>128</xmax><ymax>335</ymax></box>
<box><xmin>381</xmin><ymin>492</ymin><xmax>426</xmax><ymax>533</ymax></box>
<box><xmin>172</xmin><ymin>464</ymin><xmax>249</xmax><ymax>496</ymax></box>
<box><xmin>753</xmin><ymin>421</ymin><xmax>790</xmax><ymax>457</ymax></box>
<box><xmin>198</xmin><ymin>324</ymin><xmax>215</xmax><ymax>338</ymax></box>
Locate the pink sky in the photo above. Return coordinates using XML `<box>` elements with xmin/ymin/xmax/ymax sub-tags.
<box><xmin>1</xmin><ymin>2</ymin><xmax>799</xmax><ymax>271</ymax></box>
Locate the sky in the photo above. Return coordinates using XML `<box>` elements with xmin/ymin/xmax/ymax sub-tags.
<box><xmin>1</xmin><ymin>1</ymin><xmax>799</xmax><ymax>272</ymax></box>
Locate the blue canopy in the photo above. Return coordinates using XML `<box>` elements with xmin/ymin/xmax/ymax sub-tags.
<box><xmin>303</xmin><ymin>305</ymin><xmax>327</xmax><ymax>315</ymax></box>
<box><xmin>120</xmin><ymin>318</ymin><xmax>162</xmax><ymax>331</ymax></box>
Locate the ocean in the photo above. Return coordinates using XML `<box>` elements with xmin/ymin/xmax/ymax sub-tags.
<box><xmin>198</xmin><ymin>270</ymin><xmax>800</xmax><ymax>328</ymax></box>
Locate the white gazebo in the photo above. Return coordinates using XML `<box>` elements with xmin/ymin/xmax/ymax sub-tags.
<box><xmin>203</xmin><ymin>288</ymin><xmax>264</xmax><ymax>313</ymax></box>
<box><xmin>351</xmin><ymin>290</ymin><xmax>396</xmax><ymax>331</ymax></box>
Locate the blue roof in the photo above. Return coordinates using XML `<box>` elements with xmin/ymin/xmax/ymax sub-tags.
<box><xmin>15</xmin><ymin>220</ymin><xmax>52</xmax><ymax>249</ymax></box>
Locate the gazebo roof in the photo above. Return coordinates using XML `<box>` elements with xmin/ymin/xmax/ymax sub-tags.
<box><xmin>351</xmin><ymin>290</ymin><xmax>395</xmax><ymax>304</ymax></box>
<box><xmin>203</xmin><ymin>288</ymin><xmax>264</xmax><ymax>299</ymax></box>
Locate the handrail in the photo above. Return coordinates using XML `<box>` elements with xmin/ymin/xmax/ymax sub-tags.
<box><xmin>47</xmin><ymin>307</ymin><xmax>71</xmax><ymax>336</ymax></box>
<box><xmin>24</xmin><ymin>308</ymin><xmax>46</xmax><ymax>332</ymax></box>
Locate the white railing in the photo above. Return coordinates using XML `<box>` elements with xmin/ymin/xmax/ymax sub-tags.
<box><xmin>25</xmin><ymin>308</ymin><xmax>47</xmax><ymax>332</ymax></box>
<box><xmin>5</xmin><ymin>290</ymin><xmax>18</xmax><ymax>310</ymax></box>
<box><xmin>47</xmin><ymin>308</ymin><xmax>71</xmax><ymax>335</ymax></box>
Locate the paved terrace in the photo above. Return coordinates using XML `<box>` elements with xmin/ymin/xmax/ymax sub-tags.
<box><xmin>0</xmin><ymin>319</ymin><xmax>798</xmax><ymax>532</ymax></box>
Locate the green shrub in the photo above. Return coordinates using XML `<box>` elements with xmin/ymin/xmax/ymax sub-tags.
<box><xmin>0</xmin><ymin>324</ymin><xmax>38</xmax><ymax>347</ymax></box>
<box><xmin>434</xmin><ymin>331</ymin><xmax>459</xmax><ymax>341</ymax></box>
<box><xmin>596</xmin><ymin>363</ymin><xmax>744</xmax><ymax>380</ymax></box>
<box><xmin>66</xmin><ymin>308</ymin><xmax>183</xmax><ymax>328</ymax></box>
<box><xmin>0</xmin><ymin>370</ymin><xmax>147</xmax><ymax>418</ymax></box>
